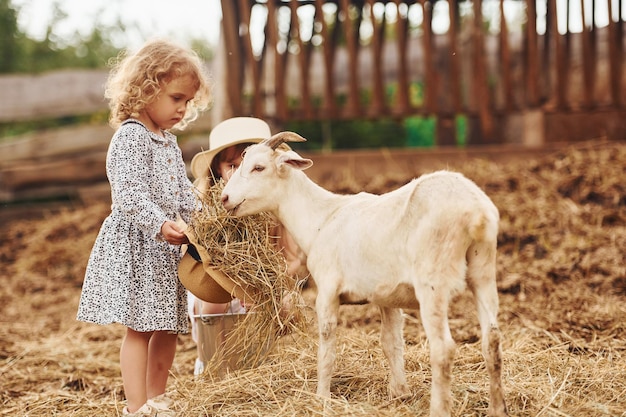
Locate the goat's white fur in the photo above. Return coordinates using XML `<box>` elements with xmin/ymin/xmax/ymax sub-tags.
<box><xmin>221</xmin><ymin>132</ymin><xmax>508</xmax><ymax>417</ymax></box>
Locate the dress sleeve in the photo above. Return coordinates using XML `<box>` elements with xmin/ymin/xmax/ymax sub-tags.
<box><xmin>107</xmin><ymin>128</ymin><xmax>169</xmax><ymax>238</ymax></box>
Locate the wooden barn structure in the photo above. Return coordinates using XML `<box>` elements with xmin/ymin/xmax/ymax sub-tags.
<box><xmin>215</xmin><ymin>0</ymin><xmax>626</xmax><ymax>145</ymax></box>
<box><xmin>2</xmin><ymin>0</ymin><xmax>626</xmax><ymax>206</ymax></box>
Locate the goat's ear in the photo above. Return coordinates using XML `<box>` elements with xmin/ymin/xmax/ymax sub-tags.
<box><xmin>277</xmin><ymin>150</ymin><xmax>313</xmax><ymax>171</ymax></box>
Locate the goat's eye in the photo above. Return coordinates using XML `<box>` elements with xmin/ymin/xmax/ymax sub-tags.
<box><xmin>253</xmin><ymin>165</ymin><xmax>264</xmax><ymax>172</ymax></box>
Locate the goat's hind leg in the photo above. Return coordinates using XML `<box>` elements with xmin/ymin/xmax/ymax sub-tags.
<box><xmin>380</xmin><ymin>307</ymin><xmax>411</xmax><ymax>399</ymax></box>
<box><xmin>467</xmin><ymin>242</ymin><xmax>509</xmax><ymax>417</ymax></box>
<box><xmin>418</xmin><ymin>289</ymin><xmax>456</xmax><ymax>417</ymax></box>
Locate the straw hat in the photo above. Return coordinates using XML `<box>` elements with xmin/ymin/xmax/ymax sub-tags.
<box><xmin>190</xmin><ymin>117</ymin><xmax>272</xmax><ymax>180</ymax></box>
<box><xmin>178</xmin><ymin>219</ymin><xmax>257</xmax><ymax>304</ymax></box>
<box><xmin>178</xmin><ymin>250</ymin><xmax>232</xmax><ymax>303</ymax></box>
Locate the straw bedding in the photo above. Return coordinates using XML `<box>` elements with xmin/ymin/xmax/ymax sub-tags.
<box><xmin>1</xmin><ymin>140</ymin><xmax>624</xmax><ymax>416</ymax></box>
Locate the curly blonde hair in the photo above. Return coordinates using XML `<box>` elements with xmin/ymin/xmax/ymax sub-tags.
<box><xmin>105</xmin><ymin>39</ymin><xmax>212</xmax><ymax>130</ymax></box>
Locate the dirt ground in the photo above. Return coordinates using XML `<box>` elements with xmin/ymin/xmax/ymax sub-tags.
<box><xmin>1</xmin><ymin>140</ymin><xmax>625</xmax><ymax>416</ymax></box>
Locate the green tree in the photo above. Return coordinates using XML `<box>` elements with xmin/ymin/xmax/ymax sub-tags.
<box><xmin>0</xmin><ymin>1</ymin><xmax>122</xmax><ymax>73</ymax></box>
<box><xmin>0</xmin><ymin>0</ymin><xmax>23</xmax><ymax>72</ymax></box>
<box><xmin>1</xmin><ymin>1</ymin><xmax>214</xmax><ymax>74</ymax></box>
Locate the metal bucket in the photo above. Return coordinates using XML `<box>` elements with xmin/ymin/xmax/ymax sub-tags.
<box><xmin>192</xmin><ymin>312</ymin><xmax>246</xmax><ymax>372</ymax></box>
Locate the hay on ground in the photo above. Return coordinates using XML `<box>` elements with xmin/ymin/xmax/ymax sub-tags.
<box><xmin>1</xmin><ymin>140</ymin><xmax>625</xmax><ymax>416</ymax></box>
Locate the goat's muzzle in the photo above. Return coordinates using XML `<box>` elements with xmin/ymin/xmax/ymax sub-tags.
<box><xmin>221</xmin><ymin>194</ymin><xmax>244</xmax><ymax>215</ymax></box>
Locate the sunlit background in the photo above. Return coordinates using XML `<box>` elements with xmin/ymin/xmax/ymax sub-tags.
<box><xmin>11</xmin><ymin>0</ymin><xmax>624</xmax><ymax>52</ymax></box>
<box><xmin>11</xmin><ymin>0</ymin><xmax>222</xmax><ymax>48</ymax></box>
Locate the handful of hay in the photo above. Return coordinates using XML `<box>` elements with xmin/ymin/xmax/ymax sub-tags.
<box><xmin>188</xmin><ymin>180</ymin><xmax>309</xmax><ymax>375</ymax></box>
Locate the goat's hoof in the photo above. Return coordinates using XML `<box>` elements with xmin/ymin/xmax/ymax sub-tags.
<box><xmin>316</xmin><ymin>389</ymin><xmax>332</xmax><ymax>399</ymax></box>
<box><xmin>488</xmin><ymin>405</ymin><xmax>509</xmax><ymax>417</ymax></box>
<box><xmin>389</xmin><ymin>386</ymin><xmax>412</xmax><ymax>400</ymax></box>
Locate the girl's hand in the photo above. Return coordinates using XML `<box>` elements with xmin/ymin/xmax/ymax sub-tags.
<box><xmin>160</xmin><ymin>221</ymin><xmax>189</xmax><ymax>245</ymax></box>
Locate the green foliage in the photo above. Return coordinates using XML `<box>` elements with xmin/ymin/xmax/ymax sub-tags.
<box><xmin>0</xmin><ymin>0</ymin><xmax>122</xmax><ymax>73</ymax></box>
<box><xmin>405</xmin><ymin>116</ymin><xmax>435</xmax><ymax>147</ymax></box>
<box><xmin>1</xmin><ymin>1</ymin><xmax>213</xmax><ymax>74</ymax></box>
<box><xmin>189</xmin><ymin>39</ymin><xmax>214</xmax><ymax>62</ymax></box>
<box><xmin>0</xmin><ymin>111</ymin><xmax>109</xmax><ymax>141</ymax></box>
<box><xmin>0</xmin><ymin>0</ymin><xmax>22</xmax><ymax>73</ymax></box>
<box><xmin>286</xmin><ymin>118</ymin><xmax>409</xmax><ymax>151</ymax></box>
<box><xmin>285</xmin><ymin>114</ymin><xmax>472</xmax><ymax>150</ymax></box>
<box><xmin>0</xmin><ymin>1</ymin><xmax>215</xmax><ymax>139</ymax></box>
<box><xmin>455</xmin><ymin>114</ymin><xmax>467</xmax><ymax>146</ymax></box>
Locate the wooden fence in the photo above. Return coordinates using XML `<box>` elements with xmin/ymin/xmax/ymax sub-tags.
<box><xmin>218</xmin><ymin>0</ymin><xmax>626</xmax><ymax>144</ymax></box>
<box><xmin>0</xmin><ymin>70</ymin><xmax>215</xmax><ymax>203</ymax></box>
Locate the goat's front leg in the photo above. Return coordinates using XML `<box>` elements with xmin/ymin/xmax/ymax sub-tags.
<box><xmin>380</xmin><ymin>306</ymin><xmax>411</xmax><ymax>399</ymax></box>
<box><xmin>315</xmin><ymin>290</ymin><xmax>340</xmax><ymax>397</ymax></box>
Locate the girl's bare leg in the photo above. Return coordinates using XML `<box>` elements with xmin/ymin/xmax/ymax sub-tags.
<box><xmin>120</xmin><ymin>328</ymin><xmax>152</xmax><ymax>412</ymax></box>
<box><xmin>146</xmin><ymin>331</ymin><xmax>178</xmax><ymax>398</ymax></box>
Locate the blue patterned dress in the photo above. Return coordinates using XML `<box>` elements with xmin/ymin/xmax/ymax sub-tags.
<box><xmin>77</xmin><ymin>120</ymin><xmax>196</xmax><ymax>333</ymax></box>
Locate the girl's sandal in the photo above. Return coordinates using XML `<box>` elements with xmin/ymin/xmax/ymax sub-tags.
<box><xmin>122</xmin><ymin>403</ymin><xmax>155</xmax><ymax>416</ymax></box>
<box><xmin>147</xmin><ymin>393</ymin><xmax>176</xmax><ymax>417</ymax></box>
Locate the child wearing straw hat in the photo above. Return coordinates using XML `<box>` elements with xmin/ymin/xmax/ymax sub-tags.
<box><xmin>184</xmin><ymin>117</ymin><xmax>306</xmax><ymax>375</ymax></box>
<box><xmin>76</xmin><ymin>39</ymin><xmax>211</xmax><ymax>416</ymax></box>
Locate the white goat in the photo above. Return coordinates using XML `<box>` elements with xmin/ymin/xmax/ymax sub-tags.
<box><xmin>221</xmin><ymin>132</ymin><xmax>508</xmax><ymax>417</ymax></box>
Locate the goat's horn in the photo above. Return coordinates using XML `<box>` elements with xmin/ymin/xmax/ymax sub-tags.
<box><xmin>264</xmin><ymin>131</ymin><xmax>307</xmax><ymax>150</ymax></box>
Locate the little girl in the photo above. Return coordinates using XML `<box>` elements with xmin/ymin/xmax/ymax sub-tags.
<box><xmin>76</xmin><ymin>39</ymin><xmax>211</xmax><ymax>416</ymax></box>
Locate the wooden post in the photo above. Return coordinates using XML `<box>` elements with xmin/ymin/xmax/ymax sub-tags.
<box><xmin>448</xmin><ymin>0</ymin><xmax>461</xmax><ymax>114</ymax></box>
<box><xmin>500</xmin><ymin>0</ymin><xmax>514</xmax><ymax>111</ymax></box>
<box><xmin>580</xmin><ymin>0</ymin><xmax>596</xmax><ymax>108</ymax></box>
<box><xmin>219</xmin><ymin>0</ymin><xmax>244</xmax><ymax>117</ymax></box>
<box><xmin>608</xmin><ymin>0</ymin><xmax>622</xmax><ymax>107</ymax></box>
<box><xmin>366</xmin><ymin>0</ymin><xmax>386</xmax><ymax>117</ymax></box>
<box><xmin>549</xmin><ymin>0</ymin><xmax>567</xmax><ymax>110</ymax></box>
<box><xmin>266</xmin><ymin>1</ymin><xmax>288</xmax><ymax>121</ymax></box>
<box><xmin>237</xmin><ymin>0</ymin><xmax>263</xmax><ymax>117</ymax></box>
<box><xmin>314</xmin><ymin>0</ymin><xmax>337</xmax><ymax>118</ymax></box>
<box><xmin>339</xmin><ymin>0</ymin><xmax>361</xmax><ymax>118</ymax></box>
<box><xmin>393</xmin><ymin>0</ymin><xmax>410</xmax><ymax>116</ymax></box>
<box><xmin>289</xmin><ymin>0</ymin><xmax>314</xmax><ymax>119</ymax></box>
<box><xmin>472</xmin><ymin>0</ymin><xmax>494</xmax><ymax>143</ymax></box>
<box><xmin>422</xmin><ymin>0</ymin><xmax>436</xmax><ymax>115</ymax></box>
<box><xmin>525</xmin><ymin>0</ymin><xmax>539</xmax><ymax>107</ymax></box>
